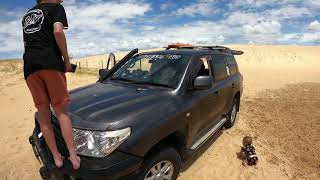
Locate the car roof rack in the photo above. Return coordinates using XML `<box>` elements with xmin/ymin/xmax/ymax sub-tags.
<box><xmin>165</xmin><ymin>43</ymin><xmax>193</xmax><ymax>50</ymax></box>
<box><xmin>165</xmin><ymin>45</ymin><xmax>244</xmax><ymax>55</ymax></box>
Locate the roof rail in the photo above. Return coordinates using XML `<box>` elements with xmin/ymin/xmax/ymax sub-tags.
<box><xmin>165</xmin><ymin>45</ymin><xmax>244</xmax><ymax>55</ymax></box>
<box><xmin>231</xmin><ymin>50</ymin><xmax>244</xmax><ymax>55</ymax></box>
<box><xmin>177</xmin><ymin>45</ymin><xmax>229</xmax><ymax>50</ymax></box>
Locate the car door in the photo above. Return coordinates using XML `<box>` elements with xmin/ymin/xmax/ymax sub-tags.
<box><xmin>211</xmin><ymin>53</ymin><xmax>233</xmax><ymax>116</ymax></box>
<box><xmin>188</xmin><ymin>55</ymin><xmax>225</xmax><ymax>146</ymax></box>
<box><xmin>223</xmin><ymin>55</ymin><xmax>240</xmax><ymax>111</ymax></box>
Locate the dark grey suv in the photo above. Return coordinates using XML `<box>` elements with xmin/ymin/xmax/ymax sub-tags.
<box><xmin>29</xmin><ymin>45</ymin><xmax>243</xmax><ymax>180</ymax></box>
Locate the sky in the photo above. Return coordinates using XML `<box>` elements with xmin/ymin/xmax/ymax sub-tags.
<box><xmin>0</xmin><ymin>0</ymin><xmax>319</xmax><ymax>59</ymax></box>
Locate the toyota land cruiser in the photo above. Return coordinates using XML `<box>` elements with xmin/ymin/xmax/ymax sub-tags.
<box><xmin>29</xmin><ymin>45</ymin><xmax>243</xmax><ymax>180</ymax></box>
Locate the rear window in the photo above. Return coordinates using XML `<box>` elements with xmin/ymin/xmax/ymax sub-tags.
<box><xmin>225</xmin><ymin>55</ymin><xmax>238</xmax><ymax>75</ymax></box>
<box><xmin>211</xmin><ymin>55</ymin><xmax>228</xmax><ymax>81</ymax></box>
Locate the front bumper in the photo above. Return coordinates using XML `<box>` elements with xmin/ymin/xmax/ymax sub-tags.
<box><xmin>29</xmin><ymin>126</ymin><xmax>143</xmax><ymax>180</ymax></box>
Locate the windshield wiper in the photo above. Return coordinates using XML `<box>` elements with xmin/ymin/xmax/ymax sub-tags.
<box><xmin>110</xmin><ymin>78</ymin><xmax>173</xmax><ymax>88</ymax></box>
<box><xmin>110</xmin><ymin>77</ymin><xmax>134</xmax><ymax>83</ymax></box>
<box><xmin>130</xmin><ymin>81</ymin><xmax>173</xmax><ymax>88</ymax></box>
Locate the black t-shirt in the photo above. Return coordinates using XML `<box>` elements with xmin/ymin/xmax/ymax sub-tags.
<box><xmin>22</xmin><ymin>3</ymin><xmax>68</xmax><ymax>79</ymax></box>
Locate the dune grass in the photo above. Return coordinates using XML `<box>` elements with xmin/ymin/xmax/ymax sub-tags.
<box><xmin>0</xmin><ymin>60</ymin><xmax>23</xmax><ymax>74</ymax></box>
<box><xmin>0</xmin><ymin>59</ymin><xmax>100</xmax><ymax>77</ymax></box>
<box><xmin>74</xmin><ymin>67</ymin><xmax>99</xmax><ymax>77</ymax></box>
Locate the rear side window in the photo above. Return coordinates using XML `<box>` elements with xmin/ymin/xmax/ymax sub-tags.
<box><xmin>211</xmin><ymin>55</ymin><xmax>228</xmax><ymax>81</ymax></box>
<box><xmin>196</xmin><ymin>55</ymin><xmax>211</xmax><ymax>76</ymax></box>
<box><xmin>225</xmin><ymin>55</ymin><xmax>238</xmax><ymax>75</ymax></box>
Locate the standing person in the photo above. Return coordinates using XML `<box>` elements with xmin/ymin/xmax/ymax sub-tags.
<box><xmin>22</xmin><ymin>0</ymin><xmax>80</xmax><ymax>170</ymax></box>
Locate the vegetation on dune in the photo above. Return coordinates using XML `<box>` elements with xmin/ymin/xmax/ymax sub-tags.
<box><xmin>0</xmin><ymin>59</ymin><xmax>98</xmax><ymax>77</ymax></box>
<box><xmin>0</xmin><ymin>60</ymin><xmax>23</xmax><ymax>74</ymax></box>
<box><xmin>74</xmin><ymin>67</ymin><xmax>99</xmax><ymax>77</ymax></box>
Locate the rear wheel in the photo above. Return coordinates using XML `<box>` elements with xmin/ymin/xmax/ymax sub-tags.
<box><xmin>136</xmin><ymin>146</ymin><xmax>181</xmax><ymax>180</ymax></box>
<box><xmin>224</xmin><ymin>98</ymin><xmax>238</xmax><ymax>128</ymax></box>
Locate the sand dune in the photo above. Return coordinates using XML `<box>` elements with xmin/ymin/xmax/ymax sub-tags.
<box><xmin>71</xmin><ymin>48</ymin><xmax>163</xmax><ymax>69</ymax></box>
<box><xmin>72</xmin><ymin>45</ymin><xmax>320</xmax><ymax>69</ymax></box>
<box><xmin>0</xmin><ymin>45</ymin><xmax>319</xmax><ymax>180</ymax></box>
<box><xmin>229</xmin><ymin>45</ymin><xmax>319</xmax><ymax>65</ymax></box>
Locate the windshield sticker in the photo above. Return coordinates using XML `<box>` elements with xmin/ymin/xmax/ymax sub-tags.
<box><xmin>141</xmin><ymin>54</ymin><xmax>182</xmax><ymax>60</ymax></box>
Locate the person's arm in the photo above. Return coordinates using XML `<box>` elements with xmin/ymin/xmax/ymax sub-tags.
<box><xmin>53</xmin><ymin>23</ymin><xmax>71</xmax><ymax>72</ymax></box>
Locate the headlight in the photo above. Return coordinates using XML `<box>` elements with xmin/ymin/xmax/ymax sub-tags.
<box><xmin>73</xmin><ymin>127</ymin><xmax>131</xmax><ymax>158</ymax></box>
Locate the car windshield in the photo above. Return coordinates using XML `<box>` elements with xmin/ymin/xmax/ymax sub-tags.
<box><xmin>110</xmin><ymin>54</ymin><xmax>191</xmax><ymax>88</ymax></box>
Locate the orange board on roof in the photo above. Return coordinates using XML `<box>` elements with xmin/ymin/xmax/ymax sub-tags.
<box><xmin>167</xmin><ymin>43</ymin><xmax>193</xmax><ymax>48</ymax></box>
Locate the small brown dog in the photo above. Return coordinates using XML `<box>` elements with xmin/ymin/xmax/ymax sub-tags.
<box><xmin>238</xmin><ymin>136</ymin><xmax>258</xmax><ymax>166</ymax></box>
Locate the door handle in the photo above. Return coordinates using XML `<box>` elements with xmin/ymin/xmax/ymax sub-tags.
<box><xmin>215</xmin><ymin>90</ymin><xmax>220</xmax><ymax>94</ymax></box>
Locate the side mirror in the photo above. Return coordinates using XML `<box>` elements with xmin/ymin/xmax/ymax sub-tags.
<box><xmin>99</xmin><ymin>69</ymin><xmax>109</xmax><ymax>81</ymax></box>
<box><xmin>193</xmin><ymin>76</ymin><xmax>213</xmax><ymax>90</ymax></box>
<box><xmin>107</xmin><ymin>53</ymin><xmax>116</xmax><ymax>70</ymax></box>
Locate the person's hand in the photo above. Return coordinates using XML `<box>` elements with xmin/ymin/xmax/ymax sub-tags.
<box><xmin>64</xmin><ymin>60</ymin><xmax>72</xmax><ymax>72</ymax></box>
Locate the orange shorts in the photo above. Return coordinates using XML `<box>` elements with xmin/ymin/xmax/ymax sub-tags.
<box><xmin>26</xmin><ymin>70</ymin><xmax>70</xmax><ymax>109</ymax></box>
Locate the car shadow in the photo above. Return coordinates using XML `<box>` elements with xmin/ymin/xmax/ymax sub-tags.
<box><xmin>180</xmin><ymin>128</ymin><xmax>223</xmax><ymax>172</ymax></box>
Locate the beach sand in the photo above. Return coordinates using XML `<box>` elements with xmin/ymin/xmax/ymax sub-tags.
<box><xmin>0</xmin><ymin>45</ymin><xmax>319</xmax><ymax>179</ymax></box>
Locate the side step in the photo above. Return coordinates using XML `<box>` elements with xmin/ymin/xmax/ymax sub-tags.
<box><xmin>190</xmin><ymin>118</ymin><xmax>227</xmax><ymax>150</ymax></box>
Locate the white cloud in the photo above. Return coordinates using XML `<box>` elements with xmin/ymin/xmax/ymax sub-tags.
<box><xmin>229</xmin><ymin>0</ymin><xmax>302</xmax><ymax>9</ymax></box>
<box><xmin>307</xmin><ymin>20</ymin><xmax>320</xmax><ymax>32</ymax></box>
<box><xmin>243</xmin><ymin>21</ymin><xmax>282</xmax><ymax>43</ymax></box>
<box><xmin>225</xmin><ymin>5</ymin><xmax>312</xmax><ymax>26</ymax></box>
<box><xmin>160</xmin><ymin>3</ymin><xmax>171</xmax><ymax>11</ymax></box>
<box><xmin>154</xmin><ymin>21</ymin><xmax>227</xmax><ymax>44</ymax></box>
<box><xmin>299</xmin><ymin>33</ymin><xmax>320</xmax><ymax>43</ymax></box>
<box><xmin>65</xmin><ymin>2</ymin><xmax>151</xmax><ymax>33</ymax></box>
<box><xmin>0</xmin><ymin>0</ymin><xmax>320</xmax><ymax>59</ymax></box>
<box><xmin>108</xmin><ymin>21</ymin><xmax>232</xmax><ymax>51</ymax></box>
<box><xmin>0</xmin><ymin>1</ymin><xmax>152</xmax><ymax>58</ymax></box>
<box><xmin>267</xmin><ymin>5</ymin><xmax>312</xmax><ymax>20</ymax></box>
<box><xmin>303</xmin><ymin>0</ymin><xmax>320</xmax><ymax>9</ymax></box>
<box><xmin>56</xmin><ymin>1</ymin><xmax>152</xmax><ymax>56</ymax></box>
<box><xmin>0</xmin><ymin>20</ymin><xmax>24</xmax><ymax>52</ymax></box>
<box><xmin>175</xmin><ymin>1</ymin><xmax>218</xmax><ymax>16</ymax></box>
<box><xmin>226</xmin><ymin>11</ymin><xmax>261</xmax><ymax>26</ymax></box>
<box><xmin>244</xmin><ymin>21</ymin><xmax>281</xmax><ymax>34</ymax></box>
<box><xmin>140</xmin><ymin>25</ymin><xmax>156</xmax><ymax>31</ymax></box>
<box><xmin>279</xmin><ymin>32</ymin><xmax>320</xmax><ymax>44</ymax></box>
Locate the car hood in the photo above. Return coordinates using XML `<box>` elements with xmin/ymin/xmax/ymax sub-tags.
<box><xmin>68</xmin><ymin>82</ymin><xmax>175</xmax><ymax>130</ymax></box>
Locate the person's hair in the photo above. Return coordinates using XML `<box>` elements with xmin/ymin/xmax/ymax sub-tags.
<box><xmin>243</xmin><ymin>136</ymin><xmax>252</xmax><ymax>145</ymax></box>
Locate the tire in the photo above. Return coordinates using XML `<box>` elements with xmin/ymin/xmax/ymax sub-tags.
<box><xmin>224</xmin><ymin>98</ymin><xmax>238</xmax><ymax>129</ymax></box>
<box><xmin>136</xmin><ymin>146</ymin><xmax>181</xmax><ymax>180</ymax></box>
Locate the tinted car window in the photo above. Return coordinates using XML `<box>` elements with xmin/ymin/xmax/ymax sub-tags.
<box><xmin>225</xmin><ymin>55</ymin><xmax>238</xmax><ymax>75</ymax></box>
<box><xmin>111</xmin><ymin>54</ymin><xmax>190</xmax><ymax>88</ymax></box>
<box><xmin>196</xmin><ymin>55</ymin><xmax>211</xmax><ymax>76</ymax></box>
<box><xmin>211</xmin><ymin>55</ymin><xmax>228</xmax><ymax>81</ymax></box>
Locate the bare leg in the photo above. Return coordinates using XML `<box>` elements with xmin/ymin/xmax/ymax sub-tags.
<box><xmin>239</xmin><ymin>150</ymin><xmax>246</xmax><ymax>160</ymax></box>
<box><xmin>53</xmin><ymin>105</ymin><xmax>80</xmax><ymax>170</ymax></box>
<box><xmin>37</xmin><ymin>106</ymin><xmax>63</xmax><ymax>168</ymax></box>
<box><xmin>242</xmin><ymin>160</ymin><xmax>248</xmax><ymax>166</ymax></box>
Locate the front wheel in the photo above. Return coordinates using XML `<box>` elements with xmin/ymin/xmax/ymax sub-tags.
<box><xmin>136</xmin><ymin>146</ymin><xmax>181</xmax><ymax>180</ymax></box>
<box><xmin>224</xmin><ymin>98</ymin><xmax>238</xmax><ymax>128</ymax></box>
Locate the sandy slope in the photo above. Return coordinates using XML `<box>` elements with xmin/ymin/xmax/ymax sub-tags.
<box><xmin>179</xmin><ymin>83</ymin><xmax>320</xmax><ymax>180</ymax></box>
<box><xmin>0</xmin><ymin>45</ymin><xmax>320</xmax><ymax>180</ymax></box>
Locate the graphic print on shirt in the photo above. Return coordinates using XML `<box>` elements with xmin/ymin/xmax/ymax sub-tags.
<box><xmin>23</xmin><ymin>9</ymin><xmax>44</xmax><ymax>34</ymax></box>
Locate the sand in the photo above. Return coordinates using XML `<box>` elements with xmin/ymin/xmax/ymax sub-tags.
<box><xmin>0</xmin><ymin>45</ymin><xmax>319</xmax><ymax>180</ymax></box>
